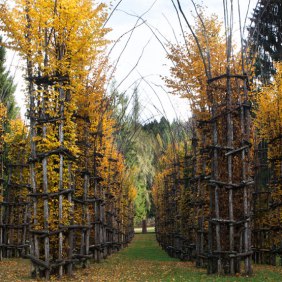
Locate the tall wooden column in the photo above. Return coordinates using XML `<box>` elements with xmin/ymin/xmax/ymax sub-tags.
<box><xmin>207</xmin><ymin>74</ymin><xmax>253</xmax><ymax>275</ymax></box>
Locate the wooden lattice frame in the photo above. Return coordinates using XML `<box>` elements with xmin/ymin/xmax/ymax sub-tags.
<box><xmin>207</xmin><ymin>74</ymin><xmax>253</xmax><ymax>275</ymax></box>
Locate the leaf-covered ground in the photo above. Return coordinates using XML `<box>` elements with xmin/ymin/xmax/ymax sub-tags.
<box><xmin>0</xmin><ymin>234</ymin><xmax>282</xmax><ymax>281</ymax></box>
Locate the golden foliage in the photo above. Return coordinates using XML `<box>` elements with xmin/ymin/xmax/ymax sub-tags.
<box><xmin>254</xmin><ymin>62</ymin><xmax>282</xmax><ymax>246</ymax></box>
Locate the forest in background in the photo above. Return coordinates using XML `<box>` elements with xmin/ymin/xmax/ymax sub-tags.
<box><xmin>111</xmin><ymin>86</ymin><xmax>191</xmax><ymax>225</ymax></box>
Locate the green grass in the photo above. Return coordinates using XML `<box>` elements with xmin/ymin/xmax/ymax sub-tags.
<box><xmin>119</xmin><ymin>233</ymin><xmax>178</xmax><ymax>262</ymax></box>
<box><xmin>0</xmin><ymin>233</ymin><xmax>281</xmax><ymax>281</ymax></box>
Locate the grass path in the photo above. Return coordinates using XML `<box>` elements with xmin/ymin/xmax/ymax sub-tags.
<box><xmin>0</xmin><ymin>233</ymin><xmax>282</xmax><ymax>281</ymax></box>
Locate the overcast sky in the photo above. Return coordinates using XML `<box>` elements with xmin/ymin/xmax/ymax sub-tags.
<box><xmin>5</xmin><ymin>0</ymin><xmax>257</xmax><ymax>122</ymax></box>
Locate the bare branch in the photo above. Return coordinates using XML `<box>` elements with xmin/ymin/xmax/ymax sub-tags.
<box><xmin>170</xmin><ymin>0</ymin><xmax>190</xmax><ymax>56</ymax></box>
<box><xmin>176</xmin><ymin>0</ymin><xmax>210</xmax><ymax>79</ymax></box>
<box><xmin>162</xmin><ymin>13</ymin><xmax>179</xmax><ymax>45</ymax></box>
<box><xmin>103</xmin><ymin>0</ymin><xmax>124</xmax><ymax>28</ymax></box>
<box><xmin>115</xmin><ymin>39</ymin><xmax>151</xmax><ymax>91</ymax></box>
<box><xmin>190</xmin><ymin>0</ymin><xmax>212</xmax><ymax>77</ymax></box>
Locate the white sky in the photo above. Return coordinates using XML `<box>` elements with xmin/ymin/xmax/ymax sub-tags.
<box><xmin>4</xmin><ymin>0</ymin><xmax>257</xmax><ymax>123</ymax></box>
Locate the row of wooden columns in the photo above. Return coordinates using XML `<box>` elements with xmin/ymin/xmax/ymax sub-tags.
<box><xmin>253</xmin><ymin>136</ymin><xmax>282</xmax><ymax>265</ymax></box>
<box><xmin>155</xmin><ymin>73</ymin><xmax>254</xmax><ymax>275</ymax></box>
<box><xmin>0</xmin><ymin>73</ymin><xmax>135</xmax><ymax>279</ymax></box>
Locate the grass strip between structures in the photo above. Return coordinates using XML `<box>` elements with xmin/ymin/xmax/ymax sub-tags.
<box><xmin>0</xmin><ymin>233</ymin><xmax>282</xmax><ymax>281</ymax></box>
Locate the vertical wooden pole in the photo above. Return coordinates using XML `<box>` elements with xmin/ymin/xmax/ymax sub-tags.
<box><xmin>242</xmin><ymin>79</ymin><xmax>252</xmax><ymax>275</ymax></box>
<box><xmin>23</xmin><ymin>203</ymin><xmax>29</xmax><ymax>256</ymax></box>
<box><xmin>211</xmin><ymin>91</ymin><xmax>222</xmax><ymax>273</ymax></box>
<box><xmin>27</xmin><ymin>60</ymin><xmax>40</xmax><ymax>278</ymax></box>
<box><xmin>42</xmin><ymin>31</ymin><xmax>50</xmax><ymax>278</ymax></box>
<box><xmin>93</xmin><ymin>135</ymin><xmax>100</xmax><ymax>262</ymax></box>
<box><xmin>226</xmin><ymin>70</ymin><xmax>235</xmax><ymax>274</ymax></box>
<box><xmin>58</xmin><ymin>84</ymin><xmax>65</xmax><ymax>278</ymax></box>
<box><xmin>94</xmin><ymin>178</ymin><xmax>100</xmax><ymax>261</ymax></box>
<box><xmin>67</xmin><ymin>163</ymin><xmax>74</xmax><ymax>276</ymax></box>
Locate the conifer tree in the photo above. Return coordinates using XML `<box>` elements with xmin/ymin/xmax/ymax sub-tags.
<box><xmin>248</xmin><ymin>0</ymin><xmax>282</xmax><ymax>82</ymax></box>
<box><xmin>0</xmin><ymin>37</ymin><xmax>19</xmax><ymax>120</ymax></box>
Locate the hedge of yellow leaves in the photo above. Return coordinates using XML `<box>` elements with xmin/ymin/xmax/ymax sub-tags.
<box><xmin>152</xmin><ymin>141</ymin><xmax>209</xmax><ymax>261</ymax></box>
<box><xmin>255</xmin><ymin>63</ymin><xmax>282</xmax><ymax>251</ymax></box>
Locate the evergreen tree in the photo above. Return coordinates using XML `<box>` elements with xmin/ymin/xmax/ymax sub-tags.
<box><xmin>248</xmin><ymin>0</ymin><xmax>282</xmax><ymax>83</ymax></box>
<box><xmin>0</xmin><ymin>37</ymin><xmax>19</xmax><ymax>120</ymax></box>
